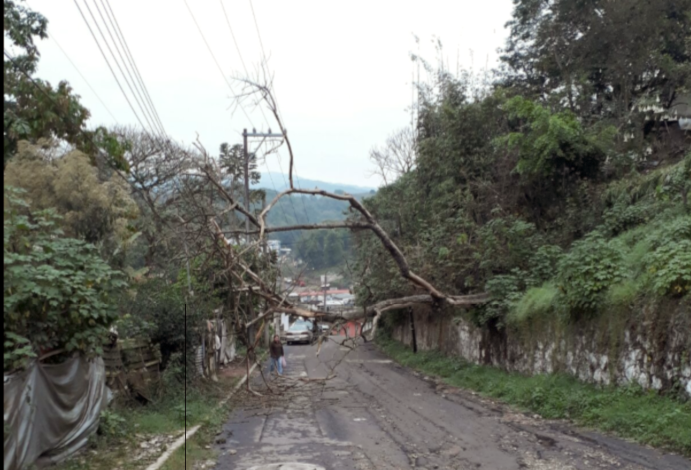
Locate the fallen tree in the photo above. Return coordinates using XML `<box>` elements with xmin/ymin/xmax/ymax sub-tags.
<box><xmin>122</xmin><ymin>67</ymin><xmax>489</xmax><ymax>389</ymax></box>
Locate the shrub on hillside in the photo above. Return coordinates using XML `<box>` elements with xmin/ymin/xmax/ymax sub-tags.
<box><xmin>4</xmin><ymin>188</ymin><xmax>125</xmax><ymax>371</ymax></box>
<box><xmin>645</xmin><ymin>240</ymin><xmax>691</xmax><ymax>297</ymax></box>
<box><xmin>557</xmin><ymin>232</ymin><xmax>627</xmax><ymax>312</ymax></box>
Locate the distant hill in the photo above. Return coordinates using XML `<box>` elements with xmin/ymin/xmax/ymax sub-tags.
<box><xmin>252</xmin><ymin>171</ymin><xmax>376</xmax><ymax>195</ymax></box>
<box><xmin>257</xmin><ymin>188</ymin><xmax>372</xmax><ymax>247</ymax></box>
<box><xmin>262</xmin><ymin>188</ymin><xmax>364</xmax><ymax>226</ymax></box>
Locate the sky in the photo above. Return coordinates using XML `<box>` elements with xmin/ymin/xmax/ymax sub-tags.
<box><xmin>26</xmin><ymin>0</ymin><xmax>514</xmax><ymax>189</ymax></box>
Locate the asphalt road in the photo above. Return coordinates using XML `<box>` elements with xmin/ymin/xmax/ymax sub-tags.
<box><xmin>214</xmin><ymin>339</ymin><xmax>690</xmax><ymax>470</ymax></box>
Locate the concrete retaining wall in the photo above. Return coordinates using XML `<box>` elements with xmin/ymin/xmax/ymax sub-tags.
<box><xmin>391</xmin><ymin>298</ymin><xmax>691</xmax><ymax>397</ymax></box>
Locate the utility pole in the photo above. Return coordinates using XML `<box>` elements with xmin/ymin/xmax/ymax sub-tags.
<box><xmin>242</xmin><ymin>128</ymin><xmax>283</xmax><ymax>243</ymax></box>
<box><xmin>320</xmin><ymin>273</ymin><xmax>328</xmax><ymax>337</ymax></box>
<box><xmin>242</xmin><ymin>128</ymin><xmax>250</xmax><ymax>240</ymax></box>
<box><xmin>242</xmin><ymin>128</ymin><xmax>283</xmax><ymax>347</ymax></box>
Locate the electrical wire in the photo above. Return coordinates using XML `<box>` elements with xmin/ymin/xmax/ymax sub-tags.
<box><xmin>89</xmin><ymin>0</ymin><xmax>161</xmax><ymax>137</ymax></box>
<box><xmin>81</xmin><ymin>0</ymin><xmax>162</xmax><ymax>137</ymax></box>
<box><xmin>274</xmin><ymin>149</ymin><xmax>309</xmax><ymax>223</ymax></box>
<box><xmin>4</xmin><ymin>47</ymin><xmax>126</xmax><ymax>156</ymax></box>
<box><xmin>243</xmin><ymin>1</ymin><xmax>310</xmax><ymax>224</ymax></box>
<box><xmin>247</xmin><ymin>0</ymin><xmax>287</xmax><ymax>130</ymax></box>
<box><xmin>217</xmin><ymin>1</ymin><xmax>305</xmax><ymax>229</ymax></box>
<box><xmin>258</xmin><ymin>145</ymin><xmax>300</xmax><ymax>247</ymax></box>
<box><xmin>100</xmin><ymin>0</ymin><xmax>167</xmax><ymax>135</ymax></box>
<box><xmin>39</xmin><ymin>31</ymin><xmax>120</xmax><ymax>124</ymax></box>
<box><xmin>218</xmin><ymin>0</ymin><xmax>249</xmax><ymax>77</ymax></box>
<box><xmin>72</xmin><ymin>0</ymin><xmax>156</xmax><ymax>136</ymax></box>
<box><xmin>183</xmin><ymin>0</ymin><xmax>254</xmax><ymax>126</ymax></box>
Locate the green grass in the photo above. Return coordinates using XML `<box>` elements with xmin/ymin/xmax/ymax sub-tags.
<box><xmin>509</xmin><ymin>284</ymin><xmax>559</xmax><ymax>323</ymax></box>
<box><xmin>377</xmin><ymin>336</ymin><xmax>691</xmax><ymax>457</ymax></box>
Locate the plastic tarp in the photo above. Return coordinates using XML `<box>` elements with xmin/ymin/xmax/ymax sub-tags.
<box><xmin>3</xmin><ymin>356</ymin><xmax>110</xmax><ymax>470</ymax></box>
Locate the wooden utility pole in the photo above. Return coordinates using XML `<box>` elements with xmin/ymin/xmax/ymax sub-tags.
<box><xmin>242</xmin><ymin>128</ymin><xmax>283</xmax><ymax>346</ymax></box>
<box><xmin>242</xmin><ymin>128</ymin><xmax>250</xmax><ymax>238</ymax></box>
<box><xmin>242</xmin><ymin>128</ymin><xmax>283</xmax><ymax>242</ymax></box>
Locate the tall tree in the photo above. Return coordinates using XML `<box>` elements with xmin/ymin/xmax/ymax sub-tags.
<box><xmin>500</xmin><ymin>0</ymin><xmax>691</xmax><ymax>129</ymax></box>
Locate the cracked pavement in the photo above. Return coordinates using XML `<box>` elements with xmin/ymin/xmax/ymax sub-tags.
<box><xmin>212</xmin><ymin>340</ymin><xmax>690</xmax><ymax>470</ymax></box>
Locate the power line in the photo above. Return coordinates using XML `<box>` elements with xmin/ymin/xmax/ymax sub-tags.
<box><xmin>218</xmin><ymin>1</ymin><xmax>275</xmax><ymax>132</ymax></box>
<box><xmin>258</xmin><ymin>145</ymin><xmax>300</xmax><ymax>247</ymax></box>
<box><xmin>183</xmin><ymin>0</ymin><xmax>255</xmax><ymax>126</ymax></box>
<box><xmin>260</xmin><ymin>146</ymin><xmax>301</xmax><ymax>228</ymax></box>
<box><xmin>274</xmin><ymin>150</ymin><xmax>309</xmax><ymax>224</ymax></box>
<box><xmin>218</xmin><ymin>0</ymin><xmax>282</xmax><ymax>148</ymax></box>
<box><xmin>216</xmin><ymin>1</ymin><xmax>308</xmax><ymax>233</ymax></box>
<box><xmin>290</xmin><ymin>160</ymin><xmax>312</xmax><ymax>223</ymax></box>
<box><xmin>4</xmin><ymin>47</ymin><xmax>127</xmax><ymax>157</ymax></box>
<box><xmin>240</xmin><ymin>1</ymin><xmax>310</xmax><ymax>225</ymax></box>
<box><xmin>245</xmin><ymin>0</ymin><xmax>307</xmax><ymax>212</ymax></box>
<box><xmin>72</xmin><ymin>0</ymin><xmax>154</xmax><ymax>136</ymax></box>
<box><xmin>247</xmin><ymin>0</ymin><xmax>287</xmax><ymax>126</ymax></box>
<box><xmin>44</xmin><ymin>32</ymin><xmax>119</xmax><ymax>123</ymax></box>
<box><xmin>215</xmin><ymin>0</ymin><xmax>305</xmax><ymax>236</ymax></box>
<box><xmin>219</xmin><ymin>0</ymin><xmax>249</xmax><ymax>77</ymax></box>
<box><xmin>100</xmin><ymin>0</ymin><xmax>167</xmax><ymax>135</ymax></box>
<box><xmin>82</xmin><ymin>0</ymin><xmax>162</xmax><ymax>138</ymax></box>
<box><xmin>248</xmin><ymin>0</ymin><xmax>267</xmax><ymax>68</ymax></box>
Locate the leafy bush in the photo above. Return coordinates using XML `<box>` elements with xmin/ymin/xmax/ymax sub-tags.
<box><xmin>557</xmin><ymin>232</ymin><xmax>627</xmax><ymax>312</ymax></box>
<box><xmin>97</xmin><ymin>410</ymin><xmax>127</xmax><ymax>438</ymax></box>
<box><xmin>602</xmin><ymin>201</ymin><xmax>655</xmax><ymax>236</ymax></box>
<box><xmin>481</xmin><ymin>272</ymin><xmax>523</xmax><ymax>325</ymax></box>
<box><xmin>645</xmin><ymin>240</ymin><xmax>691</xmax><ymax>296</ymax></box>
<box><xmin>526</xmin><ymin>245</ymin><xmax>563</xmax><ymax>287</ymax></box>
<box><xmin>4</xmin><ymin>188</ymin><xmax>125</xmax><ymax>371</ymax></box>
<box><xmin>496</xmin><ymin>96</ymin><xmax>615</xmax><ymax>179</ymax></box>
<box><xmin>476</xmin><ymin>217</ymin><xmax>541</xmax><ymax>275</ymax></box>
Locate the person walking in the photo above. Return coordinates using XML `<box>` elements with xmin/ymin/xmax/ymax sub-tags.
<box><xmin>269</xmin><ymin>334</ymin><xmax>284</xmax><ymax>376</ymax></box>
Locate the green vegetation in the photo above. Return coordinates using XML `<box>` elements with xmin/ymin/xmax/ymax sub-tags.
<box><xmin>509</xmin><ymin>284</ymin><xmax>558</xmax><ymax>324</ymax></box>
<box><xmin>52</xmin><ymin>380</ymin><xmax>236</xmax><ymax>470</ymax></box>
<box><xmin>4</xmin><ymin>3</ymin><xmax>277</xmax><ymax>469</ymax></box>
<box><xmin>293</xmin><ymin>228</ymin><xmax>352</xmax><ymax>271</ymax></box>
<box><xmin>4</xmin><ymin>188</ymin><xmax>126</xmax><ymax>371</ymax></box>
<box><xmin>259</xmin><ymin>186</ymin><xmax>367</xmax><ymax>273</ymax></box>
<box><xmin>4</xmin><ymin>0</ymin><xmax>691</xmax><ymax>465</ymax></box>
<box><xmin>354</xmin><ymin>0</ymin><xmax>691</xmax><ymax>331</ymax></box>
<box><xmin>377</xmin><ymin>336</ymin><xmax>691</xmax><ymax>457</ymax></box>
<box><xmin>4</xmin><ymin>1</ymin><xmax>127</xmax><ymax>170</ymax></box>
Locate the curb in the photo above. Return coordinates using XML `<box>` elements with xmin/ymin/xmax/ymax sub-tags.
<box><xmin>145</xmin><ymin>359</ymin><xmax>261</xmax><ymax>470</ymax></box>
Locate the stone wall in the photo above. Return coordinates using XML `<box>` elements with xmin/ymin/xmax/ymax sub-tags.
<box><xmin>391</xmin><ymin>298</ymin><xmax>691</xmax><ymax>397</ymax></box>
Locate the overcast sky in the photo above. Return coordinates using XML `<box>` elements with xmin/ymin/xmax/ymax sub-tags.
<box><xmin>27</xmin><ymin>0</ymin><xmax>513</xmax><ymax>189</ymax></box>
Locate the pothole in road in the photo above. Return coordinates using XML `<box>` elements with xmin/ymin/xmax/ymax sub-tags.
<box><xmin>246</xmin><ymin>464</ymin><xmax>325</xmax><ymax>470</ymax></box>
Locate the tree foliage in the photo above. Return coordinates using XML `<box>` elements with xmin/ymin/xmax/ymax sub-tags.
<box><xmin>4</xmin><ymin>140</ymin><xmax>139</xmax><ymax>259</ymax></box>
<box><xmin>500</xmin><ymin>0</ymin><xmax>691</xmax><ymax>129</ymax></box>
<box><xmin>3</xmin><ymin>0</ymin><xmax>127</xmax><ymax>170</ymax></box>
<box><xmin>4</xmin><ymin>189</ymin><xmax>125</xmax><ymax>371</ymax></box>
<box><xmin>294</xmin><ymin>228</ymin><xmax>351</xmax><ymax>270</ymax></box>
<box><xmin>353</xmin><ymin>1</ymin><xmax>691</xmax><ymax>327</ymax></box>
<box><xmin>496</xmin><ymin>96</ymin><xmax>615</xmax><ymax>179</ymax></box>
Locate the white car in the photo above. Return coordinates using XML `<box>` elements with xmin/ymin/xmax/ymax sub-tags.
<box><xmin>282</xmin><ymin>321</ymin><xmax>314</xmax><ymax>345</ymax></box>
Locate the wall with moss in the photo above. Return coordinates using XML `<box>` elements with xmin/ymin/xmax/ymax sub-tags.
<box><xmin>391</xmin><ymin>297</ymin><xmax>691</xmax><ymax>397</ymax></box>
